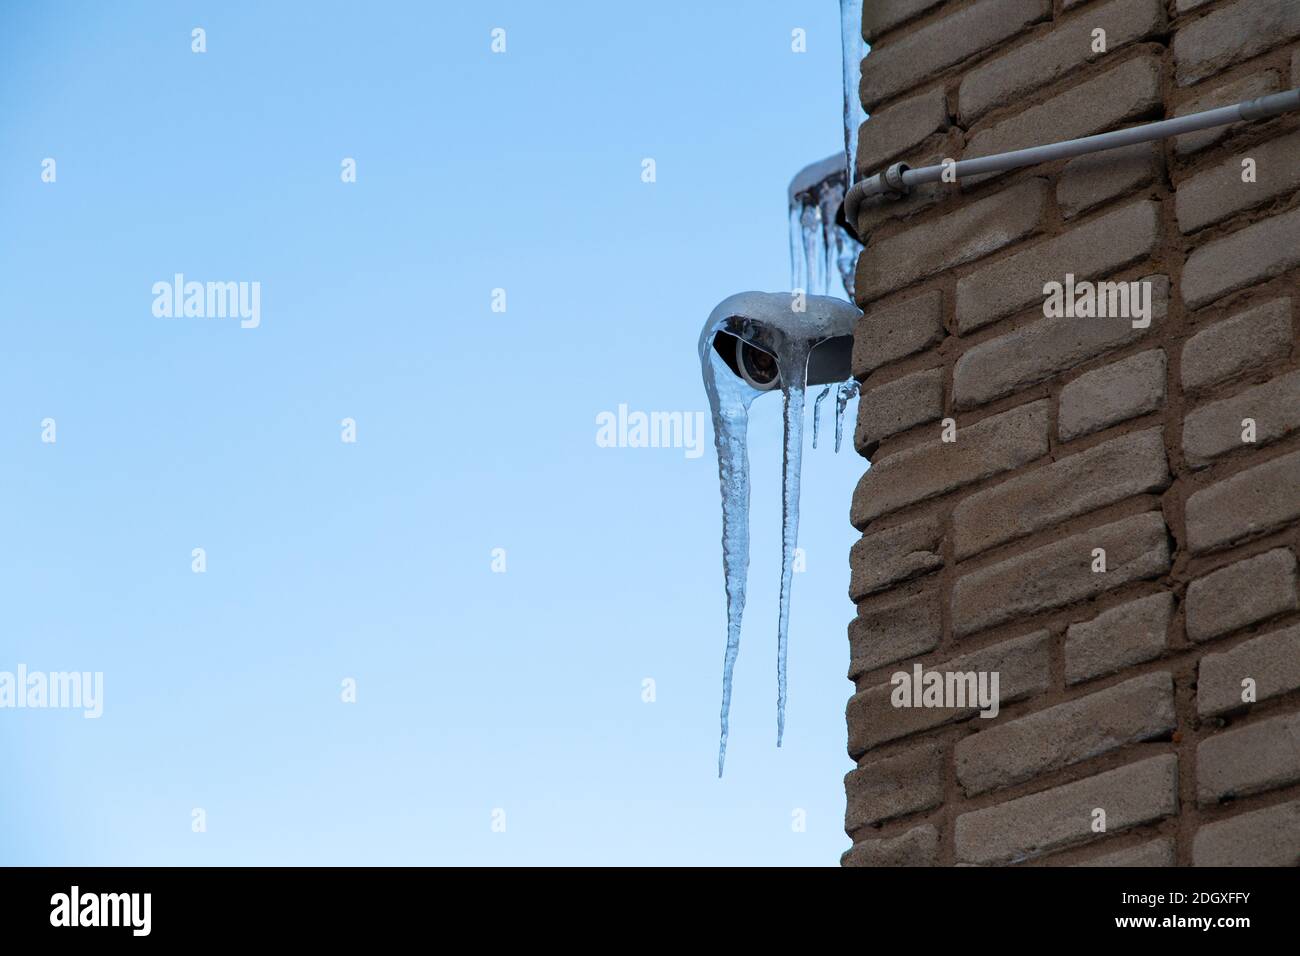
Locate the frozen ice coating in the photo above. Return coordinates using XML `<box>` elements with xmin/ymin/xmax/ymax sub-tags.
<box><xmin>700</xmin><ymin>343</ymin><xmax>758</xmax><ymax>779</ymax></box>
<box><xmin>801</xmin><ymin>203</ymin><xmax>825</xmax><ymax>295</ymax></box>
<box><xmin>839</xmin><ymin>0</ymin><xmax>865</xmax><ymax>185</ymax></box>
<box><xmin>699</xmin><ymin>292</ymin><xmax>860</xmax><ymax>774</ymax></box>
<box><xmin>774</xmin><ymin>336</ymin><xmax>811</xmax><ymax>748</ymax></box>
<box><xmin>835</xmin><ymin>380</ymin><xmax>860</xmax><ymax>453</ymax></box>
<box><xmin>812</xmin><ymin>386</ymin><xmax>831</xmax><ymax>449</ymax></box>
<box><xmin>783</xmin><ymin>3</ymin><xmax>867</xmax><ymax>304</ymax></box>
<box><xmin>825</xmin><ymin>180</ymin><xmax>858</xmax><ymax>299</ymax></box>
<box><xmin>788</xmin><ymin>156</ymin><xmax>863</xmax><ymax>299</ymax></box>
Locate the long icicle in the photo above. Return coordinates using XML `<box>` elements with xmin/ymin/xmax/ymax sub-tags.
<box><xmin>702</xmin><ymin>344</ymin><xmax>758</xmax><ymax>777</ymax></box>
<box><xmin>775</xmin><ymin>341</ymin><xmax>810</xmax><ymax>746</ymax></box>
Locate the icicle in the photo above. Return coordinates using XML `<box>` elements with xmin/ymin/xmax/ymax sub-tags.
<box><xmin>812</xmin><ymin>386</ymin><xmax>830</xmax><ymax>449</ymax></box>
<box><xmin>836</xmin><ymin>226</ymin><xmax>860</xmax><ymax>300</ymax></box>
<box><xmin>701</xmin><ymin>342</ymin><xmax>760</xmax><ymax>777</ymax></box>
<box><xmin>700</xmin><ymin>293</ymin><xmax>859</xmax><ymax>773</ymax></box>
<box><xmin>791</xmin><ymin>168</ymin><xmax>862</xmax><ymax>301</ymax></box>
<box><xmin>837</xmin><ymin>0</ymin><xmax>866</xmax><ymax>299</ymax></box>
<box><xmin>800</xmin><ymin>203</ymin><xmax>823</xmax><ymax>295</ymax></box>
<box><xmin>818</xmin><ymin>195</ymin><xmax>834</xmax><ymax>300</ymax></box>
<box><xmin>818</xmin><ymin>178</ymin><xmax>862</xmax><ymax>302</ymax></box>
<box><xmin>834</xmin><ymin>379</ymin><xmax>859</xmax><ymax>453</ymax></box>
<box><xmin>788</xmin><ymin>201</ymin><xmax>806</xmax><ymax>294</ymax></box>
<box><xmin>702</xmin><ymin>330</ymin><xmax>813</xmax><ymax>765</ymax></box>
<box><xmin>772</xmin><ymin>340</ymin><xmax>810</xmax><ymax>747</ymax></box>
<box><xmin>839</xmin><ymin>0</ymin><xmax>865</xmax><ymax>185</ymax></box>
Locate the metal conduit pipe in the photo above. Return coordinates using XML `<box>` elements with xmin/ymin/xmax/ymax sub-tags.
<box><xmin>843</xmin><ymin>87</ymin><xmax>1300</xmax><ymax>230</ymax></box>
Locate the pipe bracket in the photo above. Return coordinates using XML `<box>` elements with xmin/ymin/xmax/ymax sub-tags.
<box><xmin>879</xmin><ymin>162</ymin><xmax>911</xmax><ymax>200</ymax></box>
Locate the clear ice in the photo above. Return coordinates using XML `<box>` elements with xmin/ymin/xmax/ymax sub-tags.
<box><xmin>699</xmin><ymin>0</ymin><xmax>868</xmax><ymax>777</ymax></box>
<box><xmin>789</xmin><ymin>161</ymin><xmax>861</xmax><ymax>301</ymax></box>
<box><xmin>812</xmin><ymin>386</ymin><xmax>831</xmax><ymax>449</ymax></box>
<box><xmin>700</xmin><ymin>338</ymin><xmax>759</xmax><ymax>777</ymax></box>
<box><xmin>835</xmin><ymin>379</ymin><xmax>859</xmax><ymax>453</ymax></box>
<box><xmin>840</xmin><ymin>0</ymin><xmax>865</xmax><ymax>187</ymax></box>
<box><xmin>700</xmin><ymin>295</ymin><xmax>859</xmax><ymax>775</ymax></box>
<box><xmin>774</xmin><ymin>338</ymin><xmax>811</xmax><ymax>748</ymax></box>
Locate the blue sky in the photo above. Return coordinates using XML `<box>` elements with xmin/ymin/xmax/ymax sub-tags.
<box><xmin>0</xmin><ymin>0</ymin><xmax>868</xmax><ymax>865</ymax></box>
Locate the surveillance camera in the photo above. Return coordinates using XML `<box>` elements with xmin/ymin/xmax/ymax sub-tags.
<box><xmin>701</xmin><ymin>292</ymin><xmax>860</xmax><ymax>394</ymax></box>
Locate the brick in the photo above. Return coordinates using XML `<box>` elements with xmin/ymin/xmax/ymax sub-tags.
<box><xmin>1177</xmin><ymin>130</ymin><xmax>1300</xmax><ymax>234</ymax></box>
<box><xmin>855</xmin><ymin>179</ymin><xmax>1048</xmax><ymax>304</ymax></box>
<box><xmin>956</xmin><ymin>202</ymin><xmax>1162</xmax><ymax>334</ymax></box>
<box><xmin>1056</xmin><ymin>142</ymin><xmax>1162</xmax><ymax>221</ymax></box>
<box><xmin>1182</xmin><ymin>207</ymin><xmax>1300</xmax><ymax>311</ymax></box>
<box><xmin>1193</xmin><ymin>798</ymin><xmax>1300</xmax><ymax>866</ymax></box>
<box><xmin>1066</xmin><ymin>592</ymin><xmax>1174</xmax><ymax>684</ymax></box>
<box><xmin>847</xmin><ymin>631</ymin><xmax>1050</xmax><ymax>756</ymax></box>
<box><xmin>1078</xmin><ymin>839</ymin><xmax>1175</xmax><ymax>867</ymax></box>
<box><xmin>1173</xmin><ymin>0</ymin><xmax>1300</xmax><ymax>87</ymax></box>
<box><xmin>1173</xmin><ymin>71</ymin><xmax>1284</xmax><ymax>156</ymax></box>
<box><xmin>952</xmin><ymin>512</ymin><xmax>1171</xmax><ymax>639</ymax></box>
<box><xmin>1059</xmin><ymin>350</ymin><xmax>1167</xmax><ymax>441</ymax></box>
<box><xmin>1183</xmin><ymin>370</ymin><xmax>1300</xmax><ymax>469</ymax></box>
<box><xmin>956</xmin><ymin>672</ymin><xmax>1175</xmax><ymax>796</ymax></box>
<box><xmin>850</xmin><ymin>512</ymin><xmax>944</xmax><ymax>600</ymax></box>
<box><xmin>1198</xmin><ymin>712</ymin><xmax>1300</xmax><ymax>807</ymax></box>
<box><xmin>954</xmin><ymin>754</ymin><xmax>1178</xmax><ymax>864</ymax></box>
<box><xmin>855</xmin><ymin>89</ymin><xmax>949</xmax><ymax>178</ymax></box>
<box><xmin>841</xmin><ymin>824</ymin><xmax>938</xmax><ymax>867</ymax></box>
<box><xmin>958</xmin><ymin>0</ymin><xmax>1165</xmax><ymax>126</ymax></box>
<box><xmin>953</xmin><ymin>428</ymin><xmax>1170</xmax><ymax>560</ymax></box>
<box><xmin>1197</xmin><ymin>623</ymin><xmax>1300</xmax><ymax>716</ymax></box>
<box><xmin>1185</xmin><ymin>450</ymin><xmax>1300</xmax><ymax>554</ymax></box>
<box><xmin>956</xmin><ymin>275</ymin><xmax>1170</xmax><ymax>409</ymax></box>
<box><xmin>1187</xmin><ymin>549</ymin><xmax>1298</xmax><ymax>643</ymax></box>
<box><xmin>852</xmin><ymin>290</ymin><xmax>944</xmax><ymax>378</ymax></box>
<box><xmin>848</xmin><ymin>590</ymin><xmax>943</xmax><ymax>678</ymax></box>
<box><xmin>962</xmin><ymin>57</ymin><xmax>1162</xmax><ymax>185</ymax></box>
<box><xmin>1180</xmin><ymin>298</ymin><xmax>1293</xmax><ymax>394</ymax></box>
<box><xmin>859</xmin><ymin>0</ymin><xmax>1049</xmax><ymax>111</ymax></box>
<box><xmin>862</xmin><ymin>0</ymin><xmax>946</xmax><ymax>42</ymax></box>
<box><xmin>845</xmin><ymin>743</ymin><xmax>944</xmax><ymax>830</ymax></box>
<box><xmin>855</xmin><ymin>367</ymin><xmax>944</xmax><ymax>453</ymax></box>
<box><xmin>851</xmin><ymin>401</ymin><xmax>1049</xmax><ymax>528</ymax></box>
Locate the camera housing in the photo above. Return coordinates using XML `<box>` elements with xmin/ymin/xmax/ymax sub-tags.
<box><xmin>704</xmin><ymin>292</ymin><xmax>859</xmax><ymax>394</ymax></box>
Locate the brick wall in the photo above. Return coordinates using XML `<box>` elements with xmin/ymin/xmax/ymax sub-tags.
<box><xmin>843</xmin><ymin>0</ymin><xmax>1300</xmax><ymax>866</ymax></box>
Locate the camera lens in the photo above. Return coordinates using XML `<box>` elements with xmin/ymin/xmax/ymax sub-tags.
<box><xmin>736</xmin><ymin>339</ymin><xmax>780</xmax><ymax>390</ymax></box>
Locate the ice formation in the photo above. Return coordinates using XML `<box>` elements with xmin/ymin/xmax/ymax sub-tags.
<box><xmin>700</xmin><ymin>293</ymin><xmax>859</xmax><ymax>774</ymax></box>
<box><xmin>840</xmin><ymin>0</ymin><xmax>865</xmax><ymax>186</ymax></box>
<box><xmin>788</xmin><ymin>157</ymin><xmax>862</xmax><ymax>301</ymax></box>
<box><xmin>812</xmin><ymin>386</ymin><xmax>831</xmax><ymax>449</ymax></box>
<box><xmin>699</xmin><ymin>1</ymin><xmax>869</xmax><ymax>775</ymax></box>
